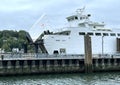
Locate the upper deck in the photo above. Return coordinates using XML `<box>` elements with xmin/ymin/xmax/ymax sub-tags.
<box><xmin>65</xmin><ymin>7</ymin><xmax>111</xmax><ymax>32</ymax></box>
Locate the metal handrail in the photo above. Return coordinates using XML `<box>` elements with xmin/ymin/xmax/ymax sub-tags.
<box><xmin>0</xmin><ymin>53</ymin><xmax>84</xmax><ymax>60</ymax></box>
<box><xmin>0</xmin><ymin>53</ymin><xmax>120</xmax><ymax>60</ymax></box>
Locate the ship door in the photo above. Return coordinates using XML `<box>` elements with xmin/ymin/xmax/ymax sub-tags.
<box><xmin>117</xmin><ymin>38</ymin><xmax>120</xmax><ymax>52</ymax></box>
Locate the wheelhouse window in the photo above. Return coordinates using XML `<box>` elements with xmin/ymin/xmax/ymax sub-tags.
<box><xmin>80</xmin><ymin>17</ymin><xmax>82</xmax><ymax>20</ymax></box>
<box><xmin>75</xmin><ymin>16</ymin><xmax>78</xmax><ymax>20</ymax></box>
<box><xmin>71</xmin><ymin>17</ymin><xmax>74</xmax><ymax>20</ymax></box>
<box><xmin>110</xmin><ymin>33</ymin><xmax>116</xmax><ymax>36</ymax></box>
<box><xmin>87</xmin><ymin>32</ymin><xmax>93</xmax><ymax>36</ymax></box>
<box><xmin>79</xmin><ymin>32</ymin><xmax>85</xmax><ymax>35</ymax></box>
<box><xmin>103</xmin><ymin>33</ymin><xmax>109</xmax><ymax>36</ymax></box>
<box><xmin>54</xmin><ymin>31</ymin><xmax>71</xmax><ymax>35</ymax></box>
<box><xmin>56</xmin><ymin>40</ymin><xmax>60</xmax><ymax>41</ymax></box>
<box><xmin>95</xmin><ymin>33</ymin><xmax>101</xmax><ymax>36</ymax></box>
<box><xmin>68</xmin><ymin>19</ymin><xmax>70</xmax><ymax>21</ymax></box>
<box><xmin>82</xmin><ymin>17</ymin><xmax>85</xmax><ymax>19</ymax></box>
<box><xmin>118</xmin><ymin>33</ymin><xmax>120</xmax><ymax>36</ymax></box>
<box><xmin>67</xmin><ymin>17</ymin><xmax>74</xmax><ymax>21</ymax></box>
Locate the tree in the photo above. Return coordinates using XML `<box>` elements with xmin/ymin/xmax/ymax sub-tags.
<box><xmin>0</xmin><ymin>30</ymin><xmax>30</xmax><ymax>52</ymax></box>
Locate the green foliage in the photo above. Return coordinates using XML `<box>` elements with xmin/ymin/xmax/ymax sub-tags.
<box><xmin>0</xmin><ymin>30</ymin><xmax>28</xmax><ymax>52</ymax></box>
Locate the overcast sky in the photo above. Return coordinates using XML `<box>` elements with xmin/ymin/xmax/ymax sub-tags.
<box><xmin>0</xmin><ymin>0</ymin><xmax>120</xmax><ymax>39</ymax></box>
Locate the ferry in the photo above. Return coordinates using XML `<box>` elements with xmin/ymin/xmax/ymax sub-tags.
<box><xmin>27</xmin><ymin>8</ymin><xmax>120</xmax><ymax>55</ymax></box>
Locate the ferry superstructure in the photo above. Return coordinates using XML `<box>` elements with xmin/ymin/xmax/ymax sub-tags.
<box><xmin>35</xmin><ymin>8</ymin><xmax>120</xmax><ymax>55</ymax></box>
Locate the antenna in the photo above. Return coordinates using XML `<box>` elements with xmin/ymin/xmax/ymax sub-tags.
<box><xmin>76</xmin><ymin>6</ymin><xmax>86</xmax><ymax>15</ymax></box>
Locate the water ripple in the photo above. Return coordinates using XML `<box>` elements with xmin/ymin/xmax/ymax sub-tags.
<box><xmin>0</xmin><ymin>72</ymin><xmax>120</xmax><ymax>85</ymax></box>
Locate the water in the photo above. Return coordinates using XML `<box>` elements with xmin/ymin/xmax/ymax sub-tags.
<box><xmin>0</xmin><ymin>72</ymin><xmax>120</xmax><ymax>85</ymax></box>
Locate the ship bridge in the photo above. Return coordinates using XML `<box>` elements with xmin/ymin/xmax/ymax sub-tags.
<box><xmin>66</xmin><ymin>8</ymin><xmax>91</xmax><ymax>27</ymax></box>
<box><xmin>66</xmin><ymin>8</ymin><xmax>110</xmax><ymax>31</ymax></box>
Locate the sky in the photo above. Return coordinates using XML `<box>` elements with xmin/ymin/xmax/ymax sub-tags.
<box><xmin>0</xmin><ymin>0</ymin><xmax>120</xmax><ymax>40</ymax></box>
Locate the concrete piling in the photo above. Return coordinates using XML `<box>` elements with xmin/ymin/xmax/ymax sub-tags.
<box><xmin>62</xmin><ymin>60</ymin><xmax>65</xmax><ymax>67</ymax></box>
<box><xmin>54</xmin><ymin>60</ymin><xmax>58</xmax><ymax>67</ymax></box>
<box><xmin>76</xmin><ymin>60</ymin><xmax>79</xmax><ymax>67</ymax></box>
<box><xmin>108</xmin><ymin>59</ymin><xmax>111</xmax><ymax>66</ymax></box>
<box><xmin>69</xmin><ymin>60</ymin><xmax>72</xmax><ymax>67</ymax></box>
<box><xmin>31</xmin><ymin>60</ymin><xmax>36</xmax><ymax>72</ymax></box>
<box><xmin>95</xmin><ymin>59</ymin><xmax>98</xmax><ymax>67</ymax></box>
<box><xmin>0</xmin><ymin>53</ymin><xmax>119</xmax><ymax>75</ymax></box>
<box><xmin>39</xmin><ymin>60</ymin><xmax>43</xmax><ymax>68</ymax></box>
<box><xmin>114</xmin><ymin>59</ymin><xmax>117</xmax><ymax>66</ymax></box>
<box><xmin>7</xmin><ymin>61</ymin><xmax>12</xmax><ymax>69</ymax></box>
<box><xmin>32</xmin><ymin>60</ymin><xmax>35</xmax><ymax>68</ymax></box>
<box><xmin>16</xmin><ymin>60</ymin><xmax>21</xmax><ymax>73</ymax></box>
<box><xmin>46</xmin><ymin>60</ymin><xmax>50</xmax><ymax>71</ymax></box>
<box><xmin>0</xmin><ymin>61</ymin><xmax>3</xmax><ymax>73</ymax></box>
<box><xmin>102</xmin><ymin>59</ymin><xmax>105</xmax><ymax>69</ymax></box>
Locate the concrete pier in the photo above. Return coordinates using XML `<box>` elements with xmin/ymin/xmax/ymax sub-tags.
<box><xmin>0</xmin><ymin>53</ymin><xmax>119</xmax><ymax>75</ymax></box>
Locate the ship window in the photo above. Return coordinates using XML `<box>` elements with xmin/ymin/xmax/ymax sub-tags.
<box><xmin>68</xmin><ymin>17</ymin><xmax>74</xmax><ymax>21</ymax></box>
<box><xmin>103</xmin><ymin>33</ymin><xmax>109</xmax><ymax>36</ymax></box>
<box><xmin>93</xmin><ymin>26</ymin><xmax>96</xmax><ymax>28</ymax></box>
<box><xmin>53</xmin><ymin>50</ymin><xmax>59</xmax><ymax>54</ymax></box>
<box><xmin>71</xmin><ymin>17</ymin><xmax>74</xmax><ymax>20</ymax></box>
<box><xmin>87</xmin><ymin>32</ymin><xmax>93</xmax><ymax>35</ymax></box>
<box><xmin>86</xmin><ymin>17</ymin><xmax>88</xmax><ymax>19</ymax></box>
<box><xmin>60</xmin><ymin>31</ymin><xmax>70</xmax><ymax>35</ymax></box>
<box><xmin>110</xmin><ymin>33</ymin><xmax>116</xmax><ymax>36</ymax></box>
<box><xmin>118</xmin><ymin>33</ymin><xmax>120</xmax><ymax>36</ymax></box>
<box><xmin>95</xmin><ymin>33</ymin><xmax>101</xmax><ymax>36</ymax></box>
<box><xmin>75</xmin><ymin>16</ymin><xmax>78</xmax><ymax>20</ymax></box>
<box><xmin>56</xmin><ymin>40</ymin><xmax>60</xmax><ymax>41</ymax></box>
<box><xmin>54</xmin><ymin>31</ymin><xmax>70</xmax><ymax>35</ymax></box>
<box><xmin>79</xmin><ymin>32</ymin><xmax>85</xmax><ymax>35</ymax></box>
<box><xmin>80</xmin><ymin>17</ymin><xmax>82</xmax><ymax>20</ymax></box>
<box><xmin>68</xmin><ymin>19</ymin><xmax>70</xmax><ymax>21</ymax></box>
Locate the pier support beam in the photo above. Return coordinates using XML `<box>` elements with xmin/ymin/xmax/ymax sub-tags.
<box><xmin>108</xmin><ymin>59</ymin><xmax>111</xmax><ymax>66</ymax></box>
<box><xmin>39</xmin><ymin>60</ymin><xmax>43</xmax><ymax>68</ymax></box>
<box><xmin>31</xmin><ymin>60</ymin><xmax>36</xmax><ymax>72</ymax></box>
<box><xmin>34</xmin><ymin>44</ymin><xmax>38</xmax><ymax>53</ymax></box>
<box><xmin>62</xmin><ymin>60</ymin><xmax>65</xmax><ymax>67</ymax></box>
<box><xmin>54</xmin><ymin>60</ymin><xmax>58</xmax><ymax>67</ymax></box>
<box><xmin>39</xmin><ymin>60</ymin><xmax>43</xmax><ymax>72</ymax></box>
<box><xmin>23</xmin><ymin>43</ymin><xmax>28</xmax><ymax>53</ymax></box>
<box><xmin>69</xmin><ymin>60</ymin><xmax>72</xmax><ymax>67</ymax></box>
<box><xmin>76</xmin><ymin>60</ymin><xmax>79</xmax><ymax>67</ymax></box>
<box><xmin>95</xmin><ymin>59</ymin><xmax>98</xmax><ymax>67</ymax></box>
<box><xmin>102</xmin><ymin>59</ymin><xmax>105</xmax><ymax>69</ymax></box>
<box><xmin>84</xmin><ymin>34</ymin><xmax>92</xmax><ymax>73</ymax></box>
<box><xmin>0</xmin><ymin>61</ymin><xmax>3</xmax><ymax>73</ymax></box>
<box><xmin>16</xmin><ymin>60</ymin><xmax>21</xmax><ymax>73</ymax></box>
<box><xmin>114</xmin><ymin>59</ymin><xmax>117</xmax><ymax>66</ymax></box>
<box><xmin>46</xmin><ymin>60</ymin><xmax>50</xmax><ymax>71</ymax></box>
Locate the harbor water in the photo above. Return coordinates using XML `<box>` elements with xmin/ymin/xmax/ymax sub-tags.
<box><xmin>0</xmin><ymin>72</ymin><xmax>120</xmax><ymax>85</ymax></box>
